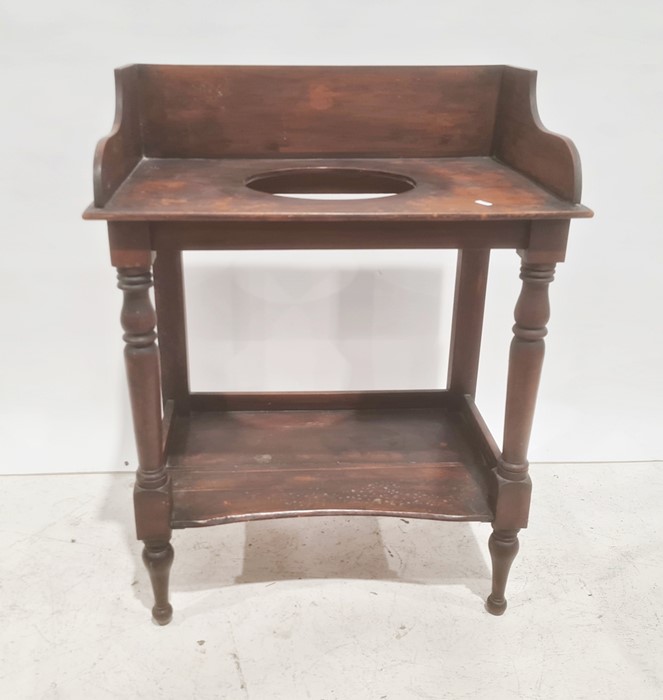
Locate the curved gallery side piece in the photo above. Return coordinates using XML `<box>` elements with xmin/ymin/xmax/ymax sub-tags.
<box><xmin>93</xmin><ymin>65</ymin><xmax>142</xmax><ymax>207</ymax></box>
<box><xmin>493</xmin><ymin>67</ymin><xmax>583</xmax><ymax>202</ymax></box>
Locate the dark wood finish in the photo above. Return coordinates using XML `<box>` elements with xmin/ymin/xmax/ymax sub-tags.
<box><xmin>149</xmin><ymin>220</ymin><xmax>530</xmax><ymax>252</ymax></box>
<box><xmin>167</xmin><ymin>405</ymin><xmax>493</xmax><ymax>527</ymax></box>
<box><xmin>458</xmin><ymin>395</ymin><xmax>502</xmax><ymax>469</ymax></box>
<box><xmin>188</xmin><ymin>389</ymin><xmax>451</xmax><ymax>411</ymax></box>
<box><xmin>486</xmin><ymin>529</ymin><xmax>519</xmax><ymax>615</ymax></box>
<box><xmin>117</xmin><ymin>268</ymin><xmax>164</xmax><ymax>487</ymax></box>
<box><xmin>94</xmin><ymin>65</ymin><xmax>142</xmax><ymax>207</ymax></box>
<box><xmin>500</xmin><ymin>262</ymin><xmax>555</xmax><ymax>484</ymax></box>
<box><xmin>84</xmin><ymin>64</ymin><xmax>592</xmax><ymax>223</ymax></box>
<box><xmin>86</xmin><ymin>64</ymin><xmax>592</xmax><ymax>623</ymax></box>
<box><xmin>486</xmin><ymin>261</ymin><xmax>555</xmax><ymax>614</ymax></box>
<box><xmin>153</xmin><ymin>251</ymin><xmax>190</xmax><ymax>413</ymax></box>
<box><xmin>161</xmin><ymin>399</ymin><xmax>176</xmax><ymax>455</ymax></box>
<box><xmin>138</xmin><ymin>65</ymin><xmax>502</xmax><ymax>159</ymax></box>
<box><xmin>447</xmin><ymin>249</ymin><xmax>490</xmax><ymax>397</ymax></box>
<box><xmin>493</xmin><ymin>67</ymin><xmax>582</xmax><ymax>202</ymax></box>
<box><xmin>142</xmin><ymin>541</ymin><xmax>174</xmax><ymax>625</ymax></box>
<box><xmin>117</xmin><ymin>267</ymin><xmax>173</xmax><ymax>623</ymax></box>
<box><xmin>108</xmin><ymin>222</ymin><xmax>151</xmax><ymax>269</ymax></box>
<box><xmin>524</xmin><ymin>220</ymin><xmax>570</xmax><ymax>264</ymax></box>
<box><xmin>84</xmin><ymin>156</ymin><xmax>591</xmax><ymax>222</ymax></box>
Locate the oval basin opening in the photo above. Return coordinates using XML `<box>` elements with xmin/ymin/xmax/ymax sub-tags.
<box><xmin>245</xmin><ymin>167</ymin><xmax>416</xmax><ymax>200</ymax></box>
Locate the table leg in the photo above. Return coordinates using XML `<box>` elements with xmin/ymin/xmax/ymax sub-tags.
<box><xmin>487</xmin><ymin>261</ymin><xmax>556</xmax><ymax>615</ymax></box>
<box><xmin>447</xmin><ymin>249</ymin><xmax>490</xmax><ymax>398</ymax></box>
<box><xmin>142</xmin><ymin>541</ymin><xmax>174</xmax><ymax>625</ymax></box>
<box><xmin>117</xmin><ymin>267</ymin><xmax>174</xmax><ymax>625</ymax></box>
<box><xmin>154</xmin><ymin>250</ymin><xmax>190</xmax><ymax>412</ymax></box>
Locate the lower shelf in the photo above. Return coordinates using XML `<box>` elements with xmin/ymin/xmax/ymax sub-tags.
<box><xmin>166</xmin><ymin>393</ymin><xmax>497</xmax><ymax>527</ymax></box>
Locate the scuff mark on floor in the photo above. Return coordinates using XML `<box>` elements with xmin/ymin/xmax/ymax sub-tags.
<box><xmin>229</xmin><ymin>621</ymin><xmax>249</xmax><ymax>698</ymax></box>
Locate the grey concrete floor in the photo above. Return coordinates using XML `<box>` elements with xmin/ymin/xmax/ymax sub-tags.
<box><xmin>1</xmin><ymin>463</ymin><xmax>661</xmax><ymax>699</ymax></box>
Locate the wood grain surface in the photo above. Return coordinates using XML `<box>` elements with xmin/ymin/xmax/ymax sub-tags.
<box><xmin>138</xmin><ymin>65</ymin><xmax>502</xmax><ymax>159</ymax></box>
<box><xmin>88</xmin><ymin>64</ymin><xmax>592</xmax><ymax>621</ymax></box>
<box><xmin>84</xmin><ymin>156</ymin><xmax>591</xmax><ymax>222</ymax></box>
<box><xmin>168</xmin><ymin>406</ymin><xmax>494</xmax><ymax>526</ymax></box>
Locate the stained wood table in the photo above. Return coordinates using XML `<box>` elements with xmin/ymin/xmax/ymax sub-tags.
<box><xmin>84</xmin><ymin>65</ymin><xmax>592</xmax><ymax>625</ymax></box>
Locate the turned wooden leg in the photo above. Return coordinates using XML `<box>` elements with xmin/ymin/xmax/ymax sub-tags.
<box><xmin>143</xmin><ymin>541</ymin><xmax>175</xmax><ymax>625</ymax></box>
<box><xmin>486</xmin><ymin>529</ymin><xmax>519</xmax><ymax>615</ymax></box>
<box><xmin>487</xmin><ymin>260</ymin><xmax>556</xmax><ymax>615</ymax></box>
<box><xmin>118</xmin><ymin>264</ymin><xmax>174</xmax><ymax>624</ymax></box>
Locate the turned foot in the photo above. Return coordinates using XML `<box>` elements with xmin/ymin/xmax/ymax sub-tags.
<box><xmin>142</xmin><ymin>541</ymin><xmax>174</xmax><ymax>625</ymax></box>
<box><xmin>486</xmin><ymin>529</ymin><xmax>519</xmax><ymax>616</ymax></box>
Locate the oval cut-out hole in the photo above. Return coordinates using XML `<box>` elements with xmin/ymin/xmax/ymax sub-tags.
<box><xmin>245</xmin><ymin>167</ymin><xmax>416</xmax><ymax>200</ymax></box>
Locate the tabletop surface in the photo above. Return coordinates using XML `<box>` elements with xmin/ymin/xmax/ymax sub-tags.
<box><xmin>84</xmin><ymin>156</ymin><xmax>592</xmax><ymax>223</ymax></box>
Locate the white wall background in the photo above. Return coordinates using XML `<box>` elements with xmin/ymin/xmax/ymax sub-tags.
<box><xmin>0</xmin><ymin>0</ymin><xmax>661</xmax><ymax>473</ymax></box>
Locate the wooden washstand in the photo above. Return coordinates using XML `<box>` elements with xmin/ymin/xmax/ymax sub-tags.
<box><xmin>84</xmin><ymin>65</ymin><xmax>592</xmax><ymax>624</ymax></box>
